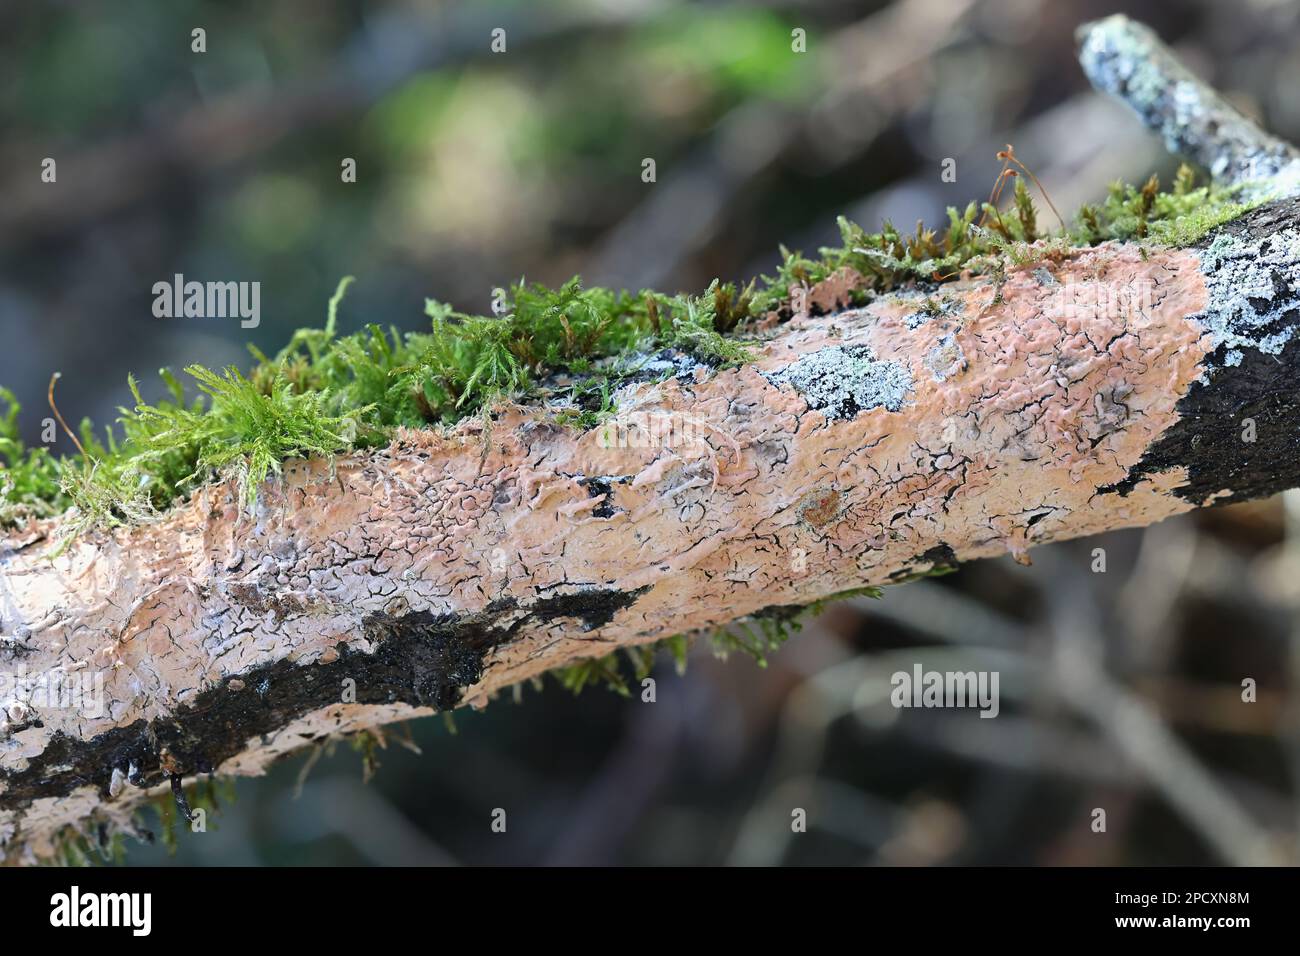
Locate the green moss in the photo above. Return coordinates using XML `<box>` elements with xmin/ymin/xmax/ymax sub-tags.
<box><xmin>350</xmin><ymin>728</ymin><xmax>384</xmax><ymax>783</ymax></box>
<box><xmin>551</xmin><ymin>633</ymin><xmax>690</xmax><ymax>696</ymax></box>
<box><xmin>0</xmin><ymin>273</ymin><xmax>762</xmax><ymax>539</ymax></box>
<box><xmin>748</xmin><ymin>203</ymin><xmax>989</xmax><ymax>314</ymax></box>
<box><xmin>43</xmin><ymin>826</ymin><xmax>104</xmax><ymax>867</ymax></box>
<box><xmin>710</xmin><ymin>613</ymin><xmax>797</xmax><ymax>667</ymax></box>
<box><xmin>707</xmin><ymin>584</ymin><xmax>883</xmax><ymax>667</ymax></box>
<box><xmin>807</xmin><ymin>583</ymin><xmax>886</xmax><ymax>613</ymax></box>
<box><xmin>34</xmin><ymin>774</ymin><xmax>238</xmax><ymax>865</ymax></box>
<box><xmin>0</xmin><ymin>387</ymin><xmax>64</xmax><ymax>524</ymax></box>
<box><xmin>0</xmin><ymin>167</ymin><xmax>1261</xmax><ymax>539</ymax></box>
<box><xmin>1071</xmin><ymin>164</ymin><xmax>1257</xmax><ymax>246</ymax></box>
<box><xmin>554</xmin><ymin>584</ymin><xmax>889</xmax><ymax>695</ymax></box>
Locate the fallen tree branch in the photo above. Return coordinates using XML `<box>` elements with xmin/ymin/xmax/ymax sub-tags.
<box><xmin>3</xmin><ymin>15</ymin><xmax>1300</xmax><ymax>862</ymax></box>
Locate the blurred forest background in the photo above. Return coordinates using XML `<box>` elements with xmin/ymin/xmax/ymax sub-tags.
<box><xmin>3</xmin><ymin>0</ymin><xmax>1300</xmax><ymax>865</ymax></box>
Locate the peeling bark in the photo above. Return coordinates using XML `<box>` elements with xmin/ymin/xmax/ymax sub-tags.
<box><xmin>3</xmin><ymin>16</ymin><xmax>1300</xmax><ymax>862</ymax></box>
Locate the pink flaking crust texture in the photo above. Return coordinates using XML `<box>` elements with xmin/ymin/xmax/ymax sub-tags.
<box><xmin>0</xmin><ymin>241</ymin><xmax>1215</xmax><ymax>857</ymax></box>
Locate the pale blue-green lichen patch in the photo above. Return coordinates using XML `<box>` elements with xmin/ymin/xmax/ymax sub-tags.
<box><xmin>761</xmin><ymin>345</ymin><xmax>914</xmax><ymax>418</ymax></box>
<box><xmin>1193</xmin><ymin>223</ymin><xmax>1300</xmax><ymax>371</ymax></box>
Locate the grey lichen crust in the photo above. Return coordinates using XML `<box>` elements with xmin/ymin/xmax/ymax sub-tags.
<box><xmin>1193</xmin><ymin>224</ymin><xmax>1300</xmax><ymax>370</ymax></box>
<box><xmin>925</xmin><ymin>332</ymin><xmax>967</xmax><ymax>382</ymax></box>
<box><xmin>1077</xmin><ymin>15</ymin><xmax>1300</xmax><ymax>198</ymax></box>
<box><xmin>762</xmin><ymin>344</ymin><xmax>914</xmax><ymax>418</ymax></box>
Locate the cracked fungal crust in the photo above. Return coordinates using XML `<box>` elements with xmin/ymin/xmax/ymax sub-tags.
<box><xmin>0</xmin><ymin>208</ymin><xmax>1276</xmax><ymax>859</ymax></box>
<box><xmin>1102</xmin><ymin>197</ymin><xmax>1300</xmax><ymax>504</ymax></box>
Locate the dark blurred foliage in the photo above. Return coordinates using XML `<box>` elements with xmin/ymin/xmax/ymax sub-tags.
<box><xmin>3</xmin><ymin>0</ymin><xmax>1300</xmax><ymax>865</ymax></box>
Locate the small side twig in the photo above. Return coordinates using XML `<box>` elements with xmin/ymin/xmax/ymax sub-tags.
<box><xmin>1077</xmin><ymin>14</ymin><xmax>1300</xmax><ymax>195</ymax></box>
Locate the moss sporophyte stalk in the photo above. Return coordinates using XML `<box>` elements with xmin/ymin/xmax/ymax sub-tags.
<box><xmin>0</xmin><ymin>164</ymin><xmax>1264</xmax><ymax>548</ymax></box>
